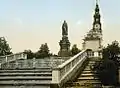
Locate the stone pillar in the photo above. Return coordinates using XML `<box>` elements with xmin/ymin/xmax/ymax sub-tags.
<box><xmin>25</xmin><ymin>53</ymin><xmax>27</xmax><ymax>59</ymax></box>
<box><xmin>5</xmin><ymin>56</ymin><xmax>7</xmax><ymax>62</ymax></box>
<box><xmin>94</xmin><ymin>51</ymin><xmax>98</xmax><ymax>57</ymax></box>
<box><xmin>0</xmin><ymin>63</ymin><xmax>1</xmax><ymax>68</ymax></box>
<box><xmin>14</xmin><ymin>54</ymin><xmax>16</xmax><ymax>60</ymax></box>
<box><xmin>33</xmin><ymin>58</ymin><xmax>36</xmax><ymax>68</ymax></box>
<box><xmin>15</xmin><ymin>60</ymin><xmax>18</xmax><ymax>69</ymax></box>
<box><xmin>21</xmin><ymin>53</ymin><xmax>24</xmax><ymax>59</ymax></box>
<box><xmin>50</xmin><ymin>68</ymin><xmax>60</xmax><ymax>88</ymax></box>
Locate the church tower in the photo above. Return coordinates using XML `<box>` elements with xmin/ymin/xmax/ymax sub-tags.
<box><xmin>83</xmin><ymin>0</ymin><xmax>102</xmax><ymax>51</ymax></box>
<box><xmin>58</xmin><ymin>20</ymin><xmax>71</xmax><ymax>57</ymax></box>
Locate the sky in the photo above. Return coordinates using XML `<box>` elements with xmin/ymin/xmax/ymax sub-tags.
<box><xmin>0</xmin><ymin>0</ymin><xmax>120</xmax><ymax>54</ymax></box>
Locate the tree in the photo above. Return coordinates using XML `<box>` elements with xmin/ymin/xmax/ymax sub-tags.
<box><xmin>24</xmin><ymin>49</ymin><xmax>34</xmax><ymax>59</ymax></box>
<box><xmin>93</xmin><ymin>40</ymin><xmax>120</xmax><ymax>86</ymax></box>
<box><xmin>71</xmin><ymin>44</ymin><xmax>81</xmax><ymax>56</ymax></box>
<box><xmin>35</xmin><ymin>43</ymin><xmax>50</xmax><ymax>58</ymax></box>
<box><xmin>103</xmin><ymin>40</ymin><xmax>120</xmax><ymax>61</ymax></box>
<box><xmin>0</xmin><ymin>37</ymin><xmax>12</xmax><ymax>56</ymax></box>
<box><xmin>94</xmin><ymin>59</ymin><xmax>117</xmax><ymax>85</ymax></box>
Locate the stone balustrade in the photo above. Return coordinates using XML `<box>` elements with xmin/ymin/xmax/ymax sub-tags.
<box><xmin>51</xmin><ymin>50</ymin><xmax>87</xmax><ymax>88</ymax></box>
<box><xmin>87</xmin><ymin>51</ymin><xmax>102</xmax><ymax>58</ymax></box>
<box><xmin>51</xmin><ymin>50</ymin><xmax>102</xmax><ymax>88</ymax></box>
<box><xmin>0</xmin><ymin>52</ymin><xmax>27</xmax><ymax>68</ymax></box>
<box><xmin>1</xmin><ymin>57</ymin><xmax>65</xmax><ymax>69</ymax></box>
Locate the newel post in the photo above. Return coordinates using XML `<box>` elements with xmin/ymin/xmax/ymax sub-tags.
<box><xmin>50</xmin><ymin>68</ymin><xmax>61</xmax><ymax>88</ymax></box>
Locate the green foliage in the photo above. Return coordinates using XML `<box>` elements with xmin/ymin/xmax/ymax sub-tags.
<box><xmin>93</xmin><ymin>40</ymin><xmax>120</xmax><ymax>86</ymax></box>
<box><xmin>24</xmin><ymin>49</ymin><xmax>34</xmax><ymax>59</ymax></box>
<box><xmin>35</xmin><ymin>43</ymin><xmax>50</xmax><ymax>58</ymax></box>
<box><xmin>0</xmin><ymin>37</ymin><xmax>12</xmax><ymax>56</ymax></box>
<box><xmin>24</xmin><ymin>43</ymin><xmax>53</xmax><ymax>59</ymax></box>
<box><xmin>103</xmin><ymin>40</ymin><xmax>120</xmax><ymax>61</ymax></box>
<box><xmin>71</xmin><ymin>44</ymin><xmax>81</xmax><ymax>56</ymax></box>
<box><xmin>94</xmin><ymin>60</ymin><xmax>117</xmax><ymax>85</ymax></box>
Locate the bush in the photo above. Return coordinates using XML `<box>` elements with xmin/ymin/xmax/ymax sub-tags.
<box><xmin>93</xmin><ymin>59</ymin><xmax>117</xmax><ymax>86</ymax></box>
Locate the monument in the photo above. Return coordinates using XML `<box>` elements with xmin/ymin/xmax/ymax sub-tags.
<box><xmin>82</xmin><ymin>1</ymin><xmax>102</xmax><ymax>52</ymax></box>
<box><xmin>58</xmin><ymin>20</ymin><xmax>71</xmax><ymax>57</ymax></box>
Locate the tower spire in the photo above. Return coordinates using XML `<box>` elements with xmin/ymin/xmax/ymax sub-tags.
<box><xmin>93</xmin><ymin>0</ymin><xmax>101</xmax><ymax>32</ymax></box>
<box><xmin>95</xmin><ymin>0</ymin><xmax>99</xmax><ymax>12</ymax></box>
<box><xmin>96</xmin><ymin>0</ymin><xmax>98</xmax><ymax>5</ymax></box>
<box><xmin>82</xmin><ymin>0</ymin><xmax>103</xmax><ymax>51</ymax></box>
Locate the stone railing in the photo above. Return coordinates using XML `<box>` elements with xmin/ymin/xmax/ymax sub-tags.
<box><xmin>51</xmin><ymin>50</ymin><xmax>88</xmax><ymax>88</ymax></box>
<box><xmin>0</xmin><ymin>52</ymin><xmax>27</xmax><ymax>68</ymax></box>
<box><xmin>1</xmin><ymin>57</ymin><xmax>65</xmax><ymax>69</ymax></box>
<box><xmin>87</xmin><ymin>51</ymin><xmax>102</xmax><ymax>58</ymax></box>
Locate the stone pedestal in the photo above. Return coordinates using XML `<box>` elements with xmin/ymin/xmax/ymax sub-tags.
<box><xmin>58</xmin><ymin>36</ymin><xmax>71</xmax><ymax>57</ymax></box>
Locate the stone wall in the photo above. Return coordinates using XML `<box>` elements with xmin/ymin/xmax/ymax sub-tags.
<box><xmin>83</xmin><ymin>39</ymin><xmax>101</xmax><ymax>51</ymax></box>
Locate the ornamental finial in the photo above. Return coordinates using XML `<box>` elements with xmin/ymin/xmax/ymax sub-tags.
<box><xmin>96</xmin><ymin>0</ymin><xmax>98</xmax><ymax>4</ymax></box>
<box><xmin>96</xmin><ymin>0</ymin><xmax>99</xmax><ymax>5</ymax></box>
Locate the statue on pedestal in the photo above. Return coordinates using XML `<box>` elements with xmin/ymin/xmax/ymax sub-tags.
<box><xmin>58</xmin><ymin>20</ymin><xmax>71</xmax><ymax>57</ymax></box>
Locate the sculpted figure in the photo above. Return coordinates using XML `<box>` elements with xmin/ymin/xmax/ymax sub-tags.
<box><xmin>62</xmin><ymin>20</ymin><xmax>68</xmax><ymax>35</ymax></box>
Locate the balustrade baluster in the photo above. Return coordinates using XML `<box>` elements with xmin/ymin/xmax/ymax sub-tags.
<box><xmin>33</xmin><ymin>58</ymin><xmax>36</xmax><ymax>68</ymax></box>
<box><xmin>7</xmin><ymin>61</ymin><xmax>10</xmax><ymax>69</ymax></box>
<box><xmin>14</xmin><ymin>54</ymin><xmax>16</xmax><ymax>60</ymax></box>
<box><xmin>15</xmin><ymin>60</ymin><xmax>18</xmax><ymax>69</ymax></box>
<box><xmin>5</xmin><ymin>56</ymin><xmax>7</xmax><ymax>62</ymax></box>
<box><xmin>24</xmin><ymin>59</ymin><xmax>27</xmax><ymax>68</ymax></box>
<box><xmin>0</xmin><ymin>63</ymin><xmax>1</xmax><ymax>68</ymax></box>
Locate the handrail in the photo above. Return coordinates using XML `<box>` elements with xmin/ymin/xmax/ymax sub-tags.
<box><xmin>58</xmin><ymin>50</ymin><xmax>86</xmax><ymax>68</ymax></box>
<box><xmin>0</xmin><ymin>52</ymin><xmax>24</xmax><ymax>57</ymax></box>
<box><xmin>1</xmin><ymin>58</ymin><xmax>65</xmax><ymax>69</ymax></box>
<box><xmin>51</xmin><ymin>50</ymin><xmax>88</xmax><ymax>87</ymax></box>
<box><xmin>0</xmin><ymin>52</ymin><xmax>27</xmax><ymax>65</ymax></box>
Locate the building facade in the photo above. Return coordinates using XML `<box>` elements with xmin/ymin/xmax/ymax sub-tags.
<box><xmin>83</xmin><ymin>1</ymin><xmax>103</xmax><ymax>52</ymax></box>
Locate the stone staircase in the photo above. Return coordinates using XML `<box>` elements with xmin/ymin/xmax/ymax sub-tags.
<box><xmin>0</xmin><ymin>67</ymin><xmax>52</xmax><ymax>88</ymax></box>
<box><xmin>65</xmin><ymin>58</ymin><xmax>102</xmax><ymax>88</ymax></box>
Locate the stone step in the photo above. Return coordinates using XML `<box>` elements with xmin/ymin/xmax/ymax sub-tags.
<box><xmin>88</xmin><ymin>61</ymin><xmax>95</xmax><ymax>64</ymax></box>
<box><xmin>83</xmin><ymin>69</ymin><xmax>94</xmax><ymax>72</ymax></box>
<box><xmin>68</xmin><ymin>81</ymin><xmax>101</xmax><ymax>85</ymax></box>
<box><xmin>84</xmin><ymin>65</ymin><xmax>95</xmax><ymax>70</ymax></box>
<box><xmin>0</xmin><ymin>85</ymin><xmax>50</xmax><ymax>88</ymax></box>
<box><xmin>67</xmin><ymin>80</ymin><xmax>101</xmax><ymax>84</ymax></box>
<box><xmin>77</xmin><ymin>76</ymin><xmax>100</xmax><ymax>80</ymax></box>
<box><xmin>0</xmin><ymin>69</ymin><xmax>52</xmax><ymax>73</ymax></box>
<box><xmin>84</xmin><ymin>67</ymin><xmax>91</xmax><ymax>70</ymax></box>
<box><xmin>0</xmin><ymin>80</ymin><xmax>51</xmax><ymax>85</ymax></box>
<box><xmin>0</xmin><ymin>67</ymin><xmax>51</xmax><ymax>70</ymax></box>
<box><xmin>0</xmin><ymin>76</ymin><xmax>52</xmax><ymax>80</ymax></box>
<box><xmin>66</xmin><ymin>81</ymin><xmax>101</xmax><ymax>87</ymax></box>
<box><xmin>89</xmin><ymin>58</ymin><xmax>101</xmax><ymax>61</ymax></box>
<box><xmin>82</xmin><ymin>70</ymin><xmax>95</xmax><ymax>74</ymax></box>
<box><xmin>88</xmin><ymin>63</ymin><xmax>95</xmax><ymax>66</ymax></box>
<box><xmin>81</xmin><ymin>73</ymin><xmax>98</xmax><ymax>77</ymax></box>
<box><xmin>0</xmin><ymin>72</ymin><xmax>52</xmax><ymax>76</ymax></box>
<box><xmin>0</xmin><ymin>67</ymin><xmax>51</xmax><ymax>69</ymax></box>
<box><xmin>65</xmin><ymin>58</ymin><xmax>102</xmax><ymax>88</ymax></box>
